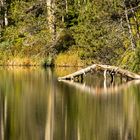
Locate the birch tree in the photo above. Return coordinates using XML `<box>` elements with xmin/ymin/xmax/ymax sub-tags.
<box><xmin>47</xmin><ymin>0</ymin><xmax>56</xmax><ymax>40</ymax></box>
<box><xmin>0</xmin><ymin>0</ymin><xmax>8</xmax><ymax>26</ymax></box>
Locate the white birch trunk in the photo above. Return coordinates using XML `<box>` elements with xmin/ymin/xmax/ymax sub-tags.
<box><xmin>65</xmin><ymin>0</ymin><xmax>68</xmax><ymax>13</ymax></box>
<box><xmin>47</xmin><ymin>0</ymin><xmax>56</xmax><ymax>39</ymax></box>
<box><xmin>4</xmin><ymin>10</ymin><xmax>8</xmax><ymax>26</ymax></box>
<box><xmin>0</xmin><ymin>0</ymin><xmax>8</xmax><ymax>26</ymax></box>
<box><xmin>124</xmin><ymin>2</ymin><xmax>135</xmax><ymax>49</ymax></box>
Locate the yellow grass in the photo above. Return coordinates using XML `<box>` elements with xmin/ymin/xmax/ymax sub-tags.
<box><xmin>5</xmin><ymin>57</ymin><xmax>43</xmax><ymax>66</ymax></box>
<box><xmin>55</xmin><ymin>52</ymin><xmax>84</xmax><ymax>67</ymax></box>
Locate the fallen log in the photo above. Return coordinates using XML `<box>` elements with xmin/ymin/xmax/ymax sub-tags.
<box><xmin>58</xmin><ymin>64</ymin><xmax>140</xmax><ymax>81</ymax></box>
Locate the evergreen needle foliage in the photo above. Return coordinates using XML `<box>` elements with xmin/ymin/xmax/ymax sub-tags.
<box><xmin>0</xmin><ymin>0</ymin><xmax>140</xmax><ymax>69</ymax></box>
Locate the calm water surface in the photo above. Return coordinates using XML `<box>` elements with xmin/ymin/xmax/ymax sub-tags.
<box><xmin>0</xmin><ymin>67</ymin><xmax>140</xmax><ymax>140</ymax></box>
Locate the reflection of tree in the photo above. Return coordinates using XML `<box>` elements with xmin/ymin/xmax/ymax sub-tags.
<box><xmin>0</xmin><ymin>68</ymin><xmax>51</xmax><ymax>140</ymax></box>
<box><xmin>0</xmin><ymin>92</ymin><xmax>5</xmax><ymax>140</ymax></box>
<box><xmin>49</xmin><ymin>79</ymin><xmax>79</xmax><ymax>140</ymax></box>
<box><xmin>60</xmin><ymin>80</ymin><xmax>140</xmax><ymax>95</ymax></box>
<box><xmin>45</xmin><ymin>69</ymin><xmax>55</xmax><ymax>140</ymax></box>
<box><xmin>0</xmin><ymin>68</ymin><xmax>140</xmax><ymax>140</ymax></box>
<box><xmin>56</xmin><ymin>79</ymin><xmax>140</xmax><ymax>140</ymax></box>
<box><xmin>129</xmin><ymin>85</ymin><xmax>140</xmax><ymax>140</ymax></box>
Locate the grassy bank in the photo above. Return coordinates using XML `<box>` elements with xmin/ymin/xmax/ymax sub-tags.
<box><xmin>0</xmin><ymin>54</ymin><xmax>53</xmax><ymax>66</ymax></box>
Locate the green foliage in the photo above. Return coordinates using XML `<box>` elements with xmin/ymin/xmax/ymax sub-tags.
<box><xmin>42</xmin><ymin>56</ymin><xmax>54</xmax><ymax>67</ymax></box>
<box><xmin>64</xmin><ymin>10</ymin><xmax>78</xmax><ymax>28</ymax></box>
<box><xmin>69</xmin><ymin>1</ymin><xmax>126</xmax><ymax>64</ymax></box>
<box><xmin>0</xmin><ymin>0</ymin><xmax>52</xmax><ymax>65</ymax></box>
<box><xmin>132</xmin><ymin>43</ymin><xmax>140</xmax><ymax>73</ymax></box>
<box><xmin>118</xmin><ymin>49</ymin><xmax>135</xmax><ymax>69</ymax></box>
<box><xmin>54</xmin><ymin>29</ymin><xmax>75</xmax><ymax>53</ymax></box>
<box><xmin>119</xmin><ymin>42</ymin><xmax>140</xmax><ymax>73</ymax></box>
<box><xmin>0</xmin><ymin>0</ymin><xmax>140</xmax><ymax>69</ymax></box>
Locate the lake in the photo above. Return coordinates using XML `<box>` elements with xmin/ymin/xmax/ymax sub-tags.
<box><xmin>0</xmin><ymin>67</ymin><xmax>140</xmax><ymax>140</ymax></box>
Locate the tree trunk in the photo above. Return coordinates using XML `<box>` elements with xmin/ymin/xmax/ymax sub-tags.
<box><xmin>124</xmin><ymin>3</ymin><xmax>136</xmax><ymax>49</ymax></box>
<box><xmin>47</xmin><ymin>0</ymin><xmax>56</xmax><ymax>40</ymax></box>
<box><xmin>0</xmin><ymin>0</ymin><xmax>8</xmax><ymax>27</ymax></box>
<box><xmin>58</xmin><ymin>64</ymin><xmax>140</xmax><ymax>81</ymax></box>
<box><xmin>65</xmin><ymin>0</ymin><xmax>68</xmax><ymax>13</ymax></box>
<box><xmin>129</xmin><ymin>3</ymin><xmax>140</xmax><ymax>39</ymax></box>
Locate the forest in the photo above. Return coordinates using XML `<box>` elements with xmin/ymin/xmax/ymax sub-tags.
<box><xmin>0</xmin><ymin>0</ymin><xmax>140</xmax><ymax>71</ymax></box>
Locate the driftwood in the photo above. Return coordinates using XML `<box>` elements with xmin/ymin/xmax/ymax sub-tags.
<box><xmin>58</xmin><ymin>64</ymin><xmax>140</xmax><ymax>81</ymax></box>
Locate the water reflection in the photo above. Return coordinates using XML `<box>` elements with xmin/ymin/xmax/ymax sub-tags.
<box><xmin>60</xmin><ymin>79</ymin><xmax>140</xmax><ymax>95</ymax></box>
<box><xmin>0</xmin><ymin>67</ymin><xmax>140</xmax><ymax>140</ymax></box>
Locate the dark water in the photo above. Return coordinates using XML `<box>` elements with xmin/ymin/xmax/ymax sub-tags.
<box><xmin>0</xmin><ymin>67</ymin><xmax>140</xmax><ymax>140</ymax></box>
